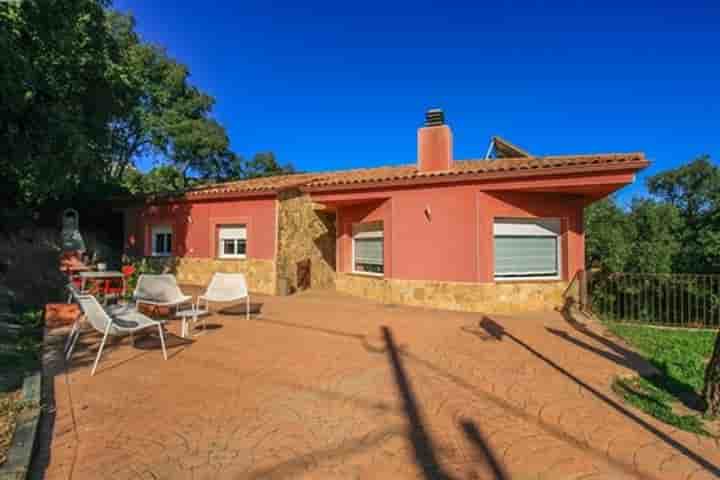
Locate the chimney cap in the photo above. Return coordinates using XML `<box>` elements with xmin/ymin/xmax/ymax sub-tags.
<box><xmin>424</xmin><ymin>108</ymin><xmax>445</xmax><ymax>127</ymax></box>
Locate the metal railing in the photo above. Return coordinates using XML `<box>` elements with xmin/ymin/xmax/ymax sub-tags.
<box><xmin>589</xmin><ymin>273</ymin><xmax>720</xmax><ymax>327</ymax></box>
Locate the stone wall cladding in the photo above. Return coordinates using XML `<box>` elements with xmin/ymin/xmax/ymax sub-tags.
<box><xmin>141</xmin><ymin>257</ymin><xmax>276</xmax><ymax>295</ymax></box>
<box><xmin>336</xmin><ymin>273</ymin><xmax>567</xmax><ymax>314</ymax></box>
<box><xmin>276</xmin><ymin>190</ymin><xmax>336</xmax><ymax>293</ymax></box>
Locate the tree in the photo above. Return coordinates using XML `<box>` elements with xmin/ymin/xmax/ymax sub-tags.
<box><xmin>584</xmin><ymin>198</ymin><xmax>634</xmax><ymax>272</ymax></box>
<box><xmin>122</xmin><ymin>165</ymin><xmax>188</xmax><ymax>194</ymax></box>
<box><xmin>704</xmin><ymin>340</ymin><xmax>720</xmax><ymax>416</ymax></box>
<box><xmin>0</xmin><ymin>3</ymin><xmax>242</xmax><ymax>213</ymax></box>
<box><xmin>0</xmin><ymin>0</ymin><xmax>123</xmax><ymax>209</ymax></box>
<box><xmin>242</xmin><ymin>152</ymin><xmax>296</xmax><ymax>179</ymax></box>
<box><xmin>625</xmin><ymin>199</ymin><xmax>682</xmax><ymax>274</ymax></box>
<box><xmin>647</xmin><ymin>156</ymin><xmax>720</xmax><ymax>273</ymax></box>
<box><xmin>105</xmin><ymin>11</ymin><xmax>236</xmax><ymax>185</ymax></box>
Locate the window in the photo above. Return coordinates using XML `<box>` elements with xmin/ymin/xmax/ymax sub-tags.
<box><xmin>151</xmin><ymin>225</ymin><xmax>172</xmax><ymax>256</ymax></box>
<box><xmin>494</xmin><ymin>218</ymin><xmax>561</xmax><ymax>279</ymax></box>
<box><xmin>353</xmin><ymin>222</ymin><xmax>384</xmax><ymax>275</ymax></box>
<box><xmin>218</xmin><ymin>225</ymin><xmax>247</xmax><ymax>258</ymax></box>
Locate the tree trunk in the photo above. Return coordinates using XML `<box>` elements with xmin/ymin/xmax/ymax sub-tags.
<box><xmin>703</xmin><ymin>331</ymin><xmax>720</xmax><ymax>416</ymax></box>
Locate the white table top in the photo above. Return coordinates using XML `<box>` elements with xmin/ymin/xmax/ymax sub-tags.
<box><xmin>79</xmin><ymin>271</ymin><xmax>124</xmax><ymax>278</ymax></box>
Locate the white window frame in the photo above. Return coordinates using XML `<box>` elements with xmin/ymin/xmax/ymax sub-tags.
<box><xmin>352</xmin><ymin>222</ymin><xmax>384</xmax><ymax>277</ymax></box>
<box><xmin>218</xmin><ymin>225</ymin><xmax>247</xmax><ymax>259</ymax></box>
<box><xmin>493</xmin><ymin>218</ymin><xmax>562</xmax><ymax>281</ymax></box>
<box><xmin>151</xmin><ymin>225</ymin><xmax>173</xmax><ymax>257</ymax></box>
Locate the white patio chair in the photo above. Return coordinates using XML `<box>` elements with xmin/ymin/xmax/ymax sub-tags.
<box><xmin>197</xmin><ymin>273</ymin><xmax>251</xmax><ymax>320</ymax></box>
<box><xmin>133</xmin><ymin>274</ymin><xmax>193</xmax><ymax>314</ymax></box>
<box><xmin>68</xmin><ymin>294</ymin><xmax>167</xmax><ymax>376</ymax></box>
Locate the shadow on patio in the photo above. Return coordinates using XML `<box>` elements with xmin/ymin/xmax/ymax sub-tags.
<box><xmin>473</xmin><ymin>315</ymin><xmax>720</xmax><ymax>477</ymax></box>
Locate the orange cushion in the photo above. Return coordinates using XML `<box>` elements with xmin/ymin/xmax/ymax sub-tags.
<box><xmin>44</xmin><ymin>303</ymin><xmax>81</xmax><ymax>329</ymax></box>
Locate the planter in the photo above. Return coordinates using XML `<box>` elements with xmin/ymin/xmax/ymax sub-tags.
<box><xmin>0</xmin><ymin>373</ymin><xmax>41</xmax><ymax>480</ymax></box>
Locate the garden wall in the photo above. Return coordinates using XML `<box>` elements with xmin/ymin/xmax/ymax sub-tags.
<box><xmin>335</xmin><ymin>273</ymin><xmax>568</xmax><ymax>314</ymax></box>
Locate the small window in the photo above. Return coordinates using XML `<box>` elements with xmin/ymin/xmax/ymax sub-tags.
<box><xmin>494</xmin><ymin>218</ymin><xmax>561</xmax><ymax>280</ymax></box>
<box><xmin>353</xmin><ymin>222</ymin><xmax>384</xmax><ymax>275</ymax></box>
<box><xmin>218</xmin><ymin>225</ymin><xmax>247</xmax><ymax>259</ymax></box>
<box><xmin>151</xmin><ymin>225</ymin><xmax>172</xmax><ymax>257</ymax></box>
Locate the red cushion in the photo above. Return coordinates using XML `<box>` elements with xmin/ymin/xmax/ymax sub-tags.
<box><xmin>45</xmin><ymin>303</ymin><xmax>81</xmax><ymax>329</ymax></box>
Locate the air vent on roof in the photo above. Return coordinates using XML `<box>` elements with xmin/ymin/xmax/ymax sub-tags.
<box><xmin>424</xmin><ymin>108</ymin><xmax>445</xmax><ymax>127</ymax></box>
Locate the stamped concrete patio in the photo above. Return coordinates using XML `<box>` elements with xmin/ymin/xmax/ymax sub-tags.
<box><xmin>33</xmin><ymin>289</ymin><xmax>720</xmax><ymax>480</ymax></box>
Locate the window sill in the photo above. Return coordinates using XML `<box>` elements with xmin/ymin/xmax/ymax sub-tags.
<box><xmin>151</xmin><ymin>253</ymin><xmax>172</xmax><ymax>258</ymax></box>
<box><xmin>216</xmin><ymin>256</ymin><xmax>248</xmax><ymax>261</ymax></box>
<box><xmin>494</xmin><ymin>277</ymin><xmax>563</xmax><ymax>284</ymax></box>
<box><xmin>347</xmin><ymin>272</ymin><xmax>385</xmax><ymax>279</ymax></box>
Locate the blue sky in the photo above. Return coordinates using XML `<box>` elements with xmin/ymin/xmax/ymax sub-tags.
<box><xmin>114</xmin><ymin>0</ymin><xmax>719</xmax><ymax>203</ymax></box>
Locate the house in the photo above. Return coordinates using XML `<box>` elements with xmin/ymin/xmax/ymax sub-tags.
<box><xmin>121</xmin><ymin>109</ymin><xmax>648</xmax><ymax>313</ymax></box>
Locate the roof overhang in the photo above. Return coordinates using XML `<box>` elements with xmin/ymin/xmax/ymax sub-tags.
<box><xmin>303</xmin><ymin>161</ymin><xmax>648</xmax><ymax>196</ymax></box>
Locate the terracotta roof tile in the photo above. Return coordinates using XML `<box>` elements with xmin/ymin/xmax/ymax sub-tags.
<box><xmin>186</xmin><ymin>173</ymin><xmax>318</xmax><ymax>197</ymax></box>
<box><xmin>185</xmin><ymin>152</ymin><xmax>647</xmax><ymax>197</ymax></box>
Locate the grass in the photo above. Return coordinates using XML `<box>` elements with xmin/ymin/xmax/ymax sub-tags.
<box><xmin>605</xmin><ymin>322</ymin><xmax>716</xmax><ymax>435</ymax></box>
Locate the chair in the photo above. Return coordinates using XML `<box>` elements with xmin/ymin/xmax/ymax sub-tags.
<box><xmin>197</xmin><ymin>273</ymin><xmax>251</xmax><ymax>320</ymax></box>
<box><xmin>133</xmin><ymin>274</ymin><xmax>193</xmax><ymax>315</ymax></box>
<box><xmin>64</xmin><ymin>285</ymin><xmax>134</xmax><ymax>358</ymax></box>
<box><xmin>67</xmin><ymin>294</ymin><xmax>167</xmax><ymax>376</ymax></box>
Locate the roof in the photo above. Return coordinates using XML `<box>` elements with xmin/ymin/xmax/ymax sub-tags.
<box><xmin>184</xmin><ymin>152</ymin><xmax>648</xmax><ymax>198</ymax></box>
<box><xmin>186</xmin><ymin>173</ymin><xmax>317</xmax><ymax>197</ymax></box>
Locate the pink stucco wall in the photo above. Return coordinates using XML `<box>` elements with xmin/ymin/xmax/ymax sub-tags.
<box><xmin>477</xmin><ymin>191</ymin><xmax>585</xmax><ymax>282</ymax></box>
<box><xmin>124</xmin><ymin>196</ymin><xmax>277</xmax><ymax>260</ymax></box>
<box><xmin>328</xmin><ymin>184</ymin><xmax>585</xmax><ymax>284</ymax></box>
<box><xmin>125</xmin><ymin>178</ymin><xmax>595</xmax><ymax>285</ymax></box>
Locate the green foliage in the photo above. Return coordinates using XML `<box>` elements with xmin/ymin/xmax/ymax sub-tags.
<box><xmin>0</xmin><ymin>306</ymin><xmax>42</xmax><ymax>393</ymax></box>
<box><xmin>107</xmin><ymin>11</ymin><xmax>238</xmax><ymax>184</ymax></box>
<box><xmin>586</xmin><ymin>155</ymin><xmax>720</xmax><ymax>274</ymax></box>
<box><xmin>122</xmin><ymin>257</ymin><xmax>172</xmax><ymax>299</ymax></box>
<box><xmin>648</xmin><ymin>156</ymin><xmax>720</xmax><ymax>273</ymax></box>
<box><xmin>626</xmin><ymin>199</ymin><xmax>682</xmax><ymax>274</ymax></box>
<box><xmin>606</xmin><ymin>323</ymin><xmax>716</xmax><ymax>434</ymax></box>
<box><xmin>242</xmin><ymin>152</ymin><xmax>296</xmax><ymax>179</ymax></box>
<box><xmin>612</xmin><ymin>377</ymin><xmax>708</xmax><ymax>434</ymax></box>
<box><xmin>1</xmin><ymin>2</ymin><xmax>289</xmax><ymax>212</ymax></box>
<box><xmin>122</xmin><ymin>165</ymin><xmax>189</xmax><ymax>194</ymax></box>
<box><xmin>585</xmin><ymin>199</ymin><xmax>634</xmax><ymax>272</ymax></box>
<box><xmin>0</xmin><ymin>0</ymin><xmax>122</xmax><ymax>208</ymax></box>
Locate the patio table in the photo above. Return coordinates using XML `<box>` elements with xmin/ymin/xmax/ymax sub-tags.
<box><xmin>79</xmin><ymin>271</ymin><xmax>125</xmax><ymax>297</ymax></box>
<box><xmin>176</xmin><ymin>306</ymin><xmax>210</xmax><ymax>338</ymax></box>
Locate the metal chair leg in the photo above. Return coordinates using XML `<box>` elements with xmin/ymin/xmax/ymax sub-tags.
<box><xmin>91</xmin><ymin>323</ymin><xmax>112</xmax><ymax>376</ymax></box>
<box><xmin>65</xmin><ymin>325</ymin><xmax>81</xmax><ymax>361</ymax></box>
<box><xmin>158</xmin><ymin>325</ymin><xmax>167</xmax><ymax>360</ymax></box>
<box><xmin>64</xmin><ymin>321</ymin><xmax>78</xmax><ymax>355</ymax></box>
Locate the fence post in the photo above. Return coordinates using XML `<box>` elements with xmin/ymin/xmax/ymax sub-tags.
<box><xmin>579</xmin><ymin>269</ymin><xmax>588</xmax><ymax>312</ymax></box>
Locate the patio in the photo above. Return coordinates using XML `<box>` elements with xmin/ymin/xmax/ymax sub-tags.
<box><xmin>32</xmin><ymin>289</ymin><xmax>720</xmax><ymax>479</ymax></box>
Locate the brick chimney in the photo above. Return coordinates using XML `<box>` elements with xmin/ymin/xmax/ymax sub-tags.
<box><xmin>417</xmin><ymin>108</ymin><xmax>453</xmax><ymax>172</ymax></box>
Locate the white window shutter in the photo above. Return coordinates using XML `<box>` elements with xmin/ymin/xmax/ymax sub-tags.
<box><xmin>219</xmin><ymin>226</ymin><xmax>246</xmax><ymax>240</ymax></box>
<box><xmin>494</xmin><ymin>218</ymin><xmax>560</xmax><ymax>278</ymax></box>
